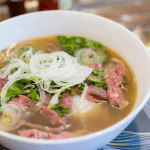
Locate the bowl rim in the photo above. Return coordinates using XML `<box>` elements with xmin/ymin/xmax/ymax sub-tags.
<box><xmin>0</xmin><ymin>10</ymin><xmax>150</xmax><ymax>145</ymax></box>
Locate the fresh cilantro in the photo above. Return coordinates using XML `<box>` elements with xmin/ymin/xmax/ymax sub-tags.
<box><xmin>95</xmin><ymin>82</ymin><xmax>103</xmax><ymax>87</ymax></box>
<box><xmin>86</xmin><ymin>77</ymin><xmax>101</xmax><ymax>83</ymax></box>
<box><xmin>57</xmin><ymin>35</ymin><xmax>103</xmax><ymax>56</ymax></box>
<box><xmin>18</xmin><ymin>52</ymin><xmax>22</xmax><ymax>56</ymax></box>
<box><xmin>122</xmin><ymin>82</ymin><xmax>128</xmax><ymax>86</ymax></box>
<box><xmin>90</xmin><ymin>54</ymin><xmax>94</xmax><ymax>58</ymax></box>
<box><xmin>78</xmin><ymin>83</ymin><xmax>82</xmax><ymax>88</ymax></box>
<box><xmin>48</xmin><ymin>99</ymin><xmax>70</xmax><ymax>117</ymax></box>
<box><xmin>5</xmin><ymin>61</ymin><xmax>11</xmax><ymax>66</ymax></box>
<box><xmin>58</xmin><ymin>94</ymin><xmax>62</xmax><ymax>98</ymax></box>
<box><xmin>79</xmin><ymin>85</ymin><xmax>84</xmax><ymax>90</ymax></box>
<box><xmin>115</xmin><ymin>104</ymin><xmax>119</xmax><ymax>107</ymax></box>
<box><xmin>93</xmin><ymin>93</ymin><xmax>98</xmax><ymax>96</ymax></box>
<box><xmin>102</xmin><ymin>60</ymin><xmax>108</xmax><ymax>66</ymax></box>
<box><xmin>103</xmin><ymin>84</ymin><xmax>108</xmax><ymax>90</ymax></box>
<box><xmin>59</xmin><ymin>113</ymin><xmax>65</xmax><ymax>117</ymax></box>
<box><xmin>94</xmin><ymin>42</ymin><xmax>102</xmax><ymax>48</ymax></box>
<box><xmin>77</xmin><ymin>90</ymin><xmax>82</xmax><ymax>94</ymax></box>
<box><xmin>86</xmin><ymin>39</ymin><xmax>94</xmax><ymax>47</ymax></box>
<box><xmin>92</xmin><ymin>70</ymin><xmax>105</xmax><ymax>77</ymax></box>
<box><xmin>66</xmin><ymin>87</ymin><xmax>71</xmax><ymax>91</ymax></box>
<box><xmin>86</xmin><ymin>77</ymin><xmax>108</xmax><ymax>90</ymax></box>
<box><xmin>0</xmin><ymin>78</ymin><xmax>38</xmax><ymax>105</ymax></box>
<box><xmin>27</xmin><ymin>87</ymin><xmax>40</xmax><ymax>104</ymax></box>
<box><xmin>17</xmin><ymin>79</ymin><xmax>32</xmax><ymax>85</ymax></box>
<box><xmin>71</xmin><ymin>91</ymin><xmax>75</xmax><ymax>96</ymax></box>
<box><xmin>5</xmin><ymin>82</ymin><xmax>24</xmax><ymax>102</ymax></box>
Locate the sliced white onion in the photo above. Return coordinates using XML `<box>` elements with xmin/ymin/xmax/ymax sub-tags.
<box><xmin>1</xmin><ymin>51</ymin><xmax>92</xmax><ymax>106</ymax></box>
<box><xmin>20</xmin><ymin>47</ymin><xmax>33</xmax><ymax>59</ymax></box>
<box><xmin>0</xmin><ymin>59</ymin><xmax>29</xmax><ymax>80</ymax></box>
<box><xmin>0</xmin><ymin>62</ymin><xmax>19</xmax><ymax>79</ymax></box>
<box><xmin>0</xmin><ymin>74</ymin><xmax>44</xmax><ymax>106</ymax></box>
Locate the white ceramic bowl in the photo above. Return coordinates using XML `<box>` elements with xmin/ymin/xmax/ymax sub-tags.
<box><xmin>0</xmin><ymin>10</ymin><xmax>150</xmax><ymax>150</ymax></box>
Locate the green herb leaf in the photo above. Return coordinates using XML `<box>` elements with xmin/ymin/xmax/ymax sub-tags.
<box><xmin>49</xmin><ymin>99</ymin><xmax>70</xmax><ymax>117</ymax></box>
<box><xmin>27</xmin><ymin>87</ymin><xmax>40</xmax><ymax>104</ymax></box>
<box><xmin>86</xmin><ymin>77</ymin><xmax>101</xmax><ymax>83</ymax></box>
<box><xmin>5</xmin><ymin>82</ymin><xmax>24</xmax><ymax>102</ymax></box>
<box><xmin>18</xmin><ymin>52</ymin><xmax>22</xmax><ymax>56</ymax></box>
<box><xmin>115</xmin><ymin>104</ymin><xmax>119</xmax><ymax>107</ymax></box>
<box><xmin>0</xmin><ymin>78</ymin><xmax>38</xmax><ymax>105</ymax></box>
<box><xmin>95</xmin><ymin>82</ymin><xmax>103</xmax><ymax>87</ymax></box>
<box><xmin>92</xmin><ymin>70</ymin><xmax>105</xmax><ymax>77</ymax></box>
<box><xmin>71</xmin><ymin>91</ymin><xmax>75</xmax><ymax>96</ymax></box>
<box><xmin>102</xmin><ymin>60</ymin><xmax>108</xmax><ymax>66</ymax></box>
<box><xmin>78</xmin><ymin>83</ymin><xmax>82</xmax><ymax>88</ymax></box>
<box><xmin>77</xmin><ymin>90</ymin><xmax>82</xmax><ymax>94</ymax></box>
<box><xmin>122</xmin><ymin>82</ymin><xmax>128</xmax><ymax>86</ymax></box>
<box><xmin>5</xmin><ymin>61</ymin><xmax>11</xmax><ymax>66</ymax></box>
<box><xmin>58</xmin><ymin>94</ymin><xmax>62</xmax><ymax>98</ymax></box>
<box><xmin>93</xmin><ymin>93</ymin><xmax>98</xmax><ymax>96</ymax></box>
<box><xmin>59</xmin><ymin>113</ymin><xmax>65</xmax><ymax>117</ymax></box>
<box><xmin>57</xmin><ymin>35</ymin><xmax>103</xmax><ymax>56</ymax></box>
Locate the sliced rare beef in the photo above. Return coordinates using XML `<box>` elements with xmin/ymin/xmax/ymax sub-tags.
<box><xmin>60</xmin><ymin>90</ymin><xmax>74</xmax><ymax>111</ymax></box>
<box><xmin>9</xmin><ymin>95</ymin><xmax>35</xmax><ymax>108</ymax></box>
<box><xmin>86</xmin><ymin>85</ymin><xmax>108</xmax><ymax>102</ymax></box>
<box><xmin>71</xmin><ymin>85</ymin><xmax>83</xmax><ymax>96</ymax></box>
<box><xmin>49</xmin><ymin>131</ymin><xmax>73</xmax><ymax>140</ymax></box>
<box><xmin>24</xmin><ymin>122</ymin><xmax>65</xmax><ymax>134</ymax></box>
<box><xmin>106</xmin><ymin>79</ymin><xmax>129</xmax><ymax>108</ymax></box>
<box><xmin>40</xmin><ymin>106</ymin><xmax>66</xmax><ymax>126</ymax></box>
<box><xmin>105</xmin><ymin>68</ymin><xmax>118</xmax><ymax>80</ymax></box>
<box><xmin>111</xmin><ymin>58</ymin><xmax>126</xmax><ymax>75</ymax></box>
<box><xmin>0</xmin><ymin>76</ymin><xmax>8</xmax><ymax>92</ymax></box>
<box><xmin>104</xmin><ymin>58</ymin><xmax>128</xmax><ymax>108</ymax></box>
<box><xmin>106</xmin><ymin>79</ymin><xmax>122</xmax><ymax>104</ymax></box>
<box><xmin>48</xmin><ymin>125</ymin><xmax>65</xmax><ymax>133</ymax></box>
<box><xmin>21</xmin><ymin>129</ymin><xmax>49</xmax><ymax>139</ymax></box>
<box><xmin>21</xmin><ymin>129</ymin><xmax>73</xmax><ymax>139</ymax></box>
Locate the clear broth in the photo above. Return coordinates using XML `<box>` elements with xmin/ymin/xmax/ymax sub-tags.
<box><xmin>3</xmin><ymin>35</ymin><xmax>137</xmax><ymax>137</ymax></box>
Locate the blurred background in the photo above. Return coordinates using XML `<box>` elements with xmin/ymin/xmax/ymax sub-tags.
<box><xmin>0</xmin><ymin>0</ymin><xmax>150</xmax><ymax>46</ymax></box>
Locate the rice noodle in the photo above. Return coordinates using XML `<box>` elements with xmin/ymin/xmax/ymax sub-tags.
<box><xmin>80</xmin><ymin>84</ymin><xmax>94</xmax><ymax>112</ymax></box>
<box><xmin>71</xmin><ymin>84</ymin><xmax>94</xmax><ymax>134</ymax></box>
<box><xmin>72</xmin><ymin>84</ymin><xmax>94</xmax><ymax>113</ymax></box>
